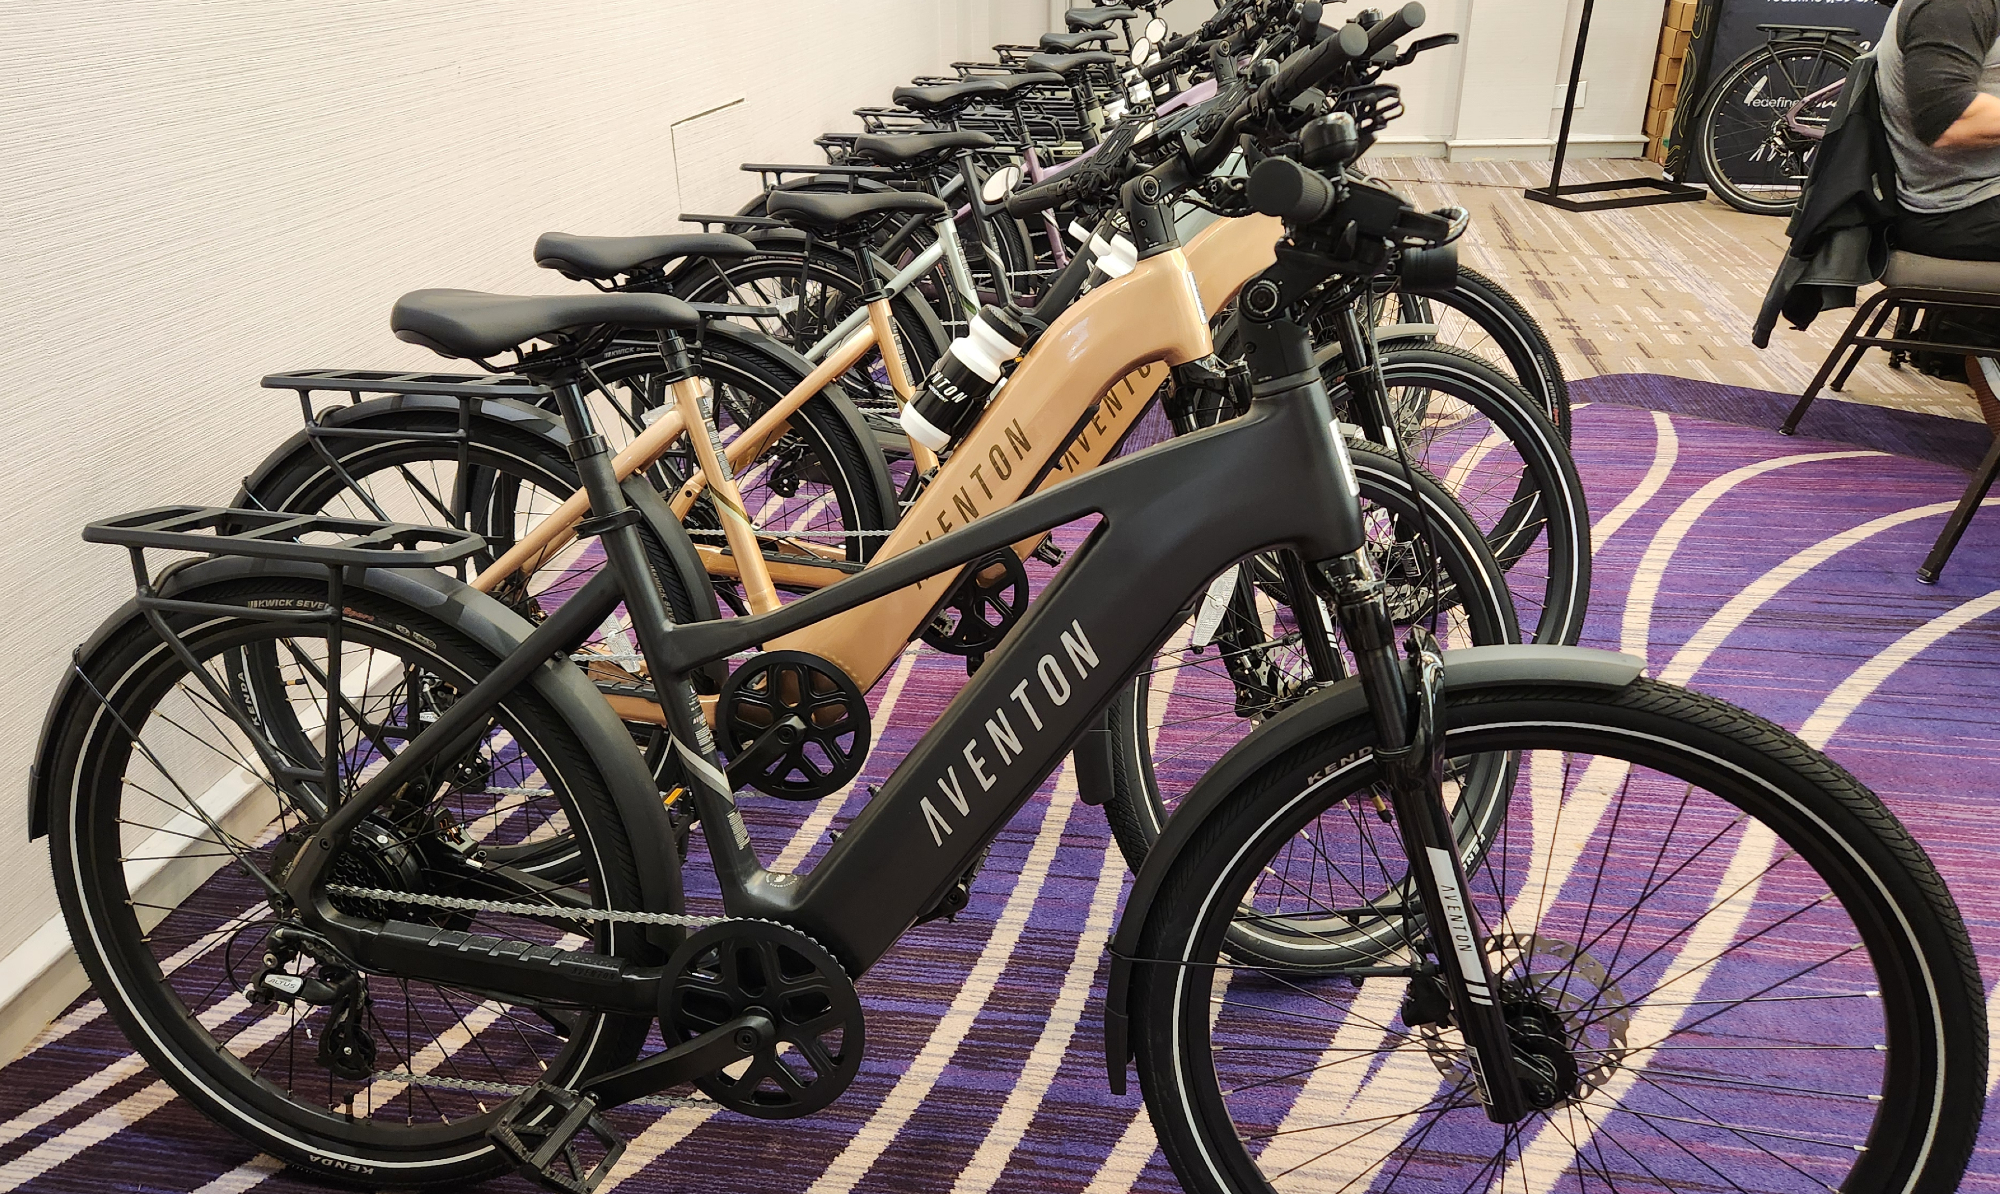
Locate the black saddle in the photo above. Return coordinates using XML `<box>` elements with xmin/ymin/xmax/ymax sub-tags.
<box><xmin>392</xmin><ymin>290</ymin><xmax>699</xmax><ymax>361</ymax></box>
<box><xmin>764</xmin><ymin>190</ymin><xmax>949</xmax><ymax>234</ymax></box>
<box><xmin>892</xmin><ymin>77</ymin><xmax>1012</xmax><ymax>113</ymax></box>
<box><xmin>1025</xmin><ymin>51</ymin><xmax>1118</xmax><ymax>78</ymax></box>
<box><xmin>1039</xmin><ymin>29</ymin><xmax>1117</xmax><ymax>52</ymax></box>
<box><xmin>1066</xmin><ymin>6</ymin><xmax>1137</xmax><ymax>30</ymax></box>
<box><xmin>533</xmin><ymin>232</ymin><xmax>756</xmax><ymax>281</ymax></box>
<box><xmin>849</xmin><ymin>129</ymin><xmax>996</xmax><ymax>168</ymax></box>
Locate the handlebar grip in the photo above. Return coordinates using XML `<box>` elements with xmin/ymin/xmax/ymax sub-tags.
<box><xmin>1257</xmin><ymin>20</ymin><xmax>1369</xmax><ymax>112</ymax></box>
<box><xmin>1003</xmin><ymin>171</ymin><xmax>1085</xmax><ymax>218</ymax></box>
<box><xmin>1247</xmin><ymin>157</ymin><xmax>1337</xmax><ymax>223</ymax></box>
<box><xmin>1365</xmin><ymin>2</ymin><xmax>1426</xmax><ymax>57</ymax></box>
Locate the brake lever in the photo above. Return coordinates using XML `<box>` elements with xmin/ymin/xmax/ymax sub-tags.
<box><xmin>1394</xmin><ymin>32</ymin><xmax>1459</xmax><ymax>67</ymax></box>
<box><xmin>1390</xmin><ymin>207</ymin><xmax>1454</xmax><ymax>247</ymax></box>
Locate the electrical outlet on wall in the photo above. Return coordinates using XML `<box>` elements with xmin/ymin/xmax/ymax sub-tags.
<box><xmin>1554</xmin><ymin>80</ymin><xmax>1588</xmax><ymax>108</ymax></box>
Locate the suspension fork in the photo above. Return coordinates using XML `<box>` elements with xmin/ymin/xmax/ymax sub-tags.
<box><xmin>1318</xmin><ymin>551</ymin><xmax>1530</xmax><ymax>1124</ymax></box>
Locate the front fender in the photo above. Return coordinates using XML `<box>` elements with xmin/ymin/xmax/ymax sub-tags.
<box><xmin>28</xmin><ymin>557</ymin><xmax>684</xmax><ymax>950</ymax></box>
<box><xmin>1098</xmin><ymin>644</ymin><xmax>1646</xmax><ymax>1092</ymax></box>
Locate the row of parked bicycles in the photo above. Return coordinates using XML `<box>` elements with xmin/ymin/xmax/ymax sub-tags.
<box><xmin>30</xmin><ymin>2</ymin><xmax>1986</xmax><ymax>1192</ymax></box>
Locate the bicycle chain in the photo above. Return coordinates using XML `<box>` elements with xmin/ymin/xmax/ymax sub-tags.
<box><xmin>370</xmin><ymin>1069</ymin><xmax>712</xmax><ymax>1113</ymax></box>
<box><xmin>323</xmin><ymin>884</ymin><xmax>722</xmax><ymax>928</ymax></box>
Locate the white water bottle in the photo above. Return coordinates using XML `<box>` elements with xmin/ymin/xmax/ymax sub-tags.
<box><xmin>899</xmin><ymin>305</ymin><xmax>1031</xmax><ymax>452</ymax></box>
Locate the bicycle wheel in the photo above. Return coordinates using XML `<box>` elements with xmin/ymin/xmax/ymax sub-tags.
<box><xmin>1099</xmin><ymin>441</ymin><xmax>1521</xmax><ymax>970</ymax></box>
<box><xmin>1371</xmin><ymin>266</ymin><xmax>1572</xmax><ymax>442</ymax></box>
<box><xmin>45</xmin><ymin>576</ymin><xmax>652</xmax><ymax>1189</ymax></box>
<box><xmin>1338</xmin><ymin>345</ymin><xmax>1589</xmax><ymax>647</ymax></box>
<box><xmin>1131</xmin><ymin>677</ymin><xmax>1984</xmax><ymax>1194</ymax></box>
<box><xmin>1697</xmin><ymin>41</ymin><xmax>1853</xmax><ymax>217</ymax></box>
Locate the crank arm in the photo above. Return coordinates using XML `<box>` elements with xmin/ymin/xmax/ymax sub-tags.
<box><xmin>580</xmin><ymin>1011</ymin><xmax>776</xmax><ymax>1109</ymax></box>
<box><xmin>725</xmin><ymin>714</ymin><xmax>809</xmax><ymax>790</ymax></box>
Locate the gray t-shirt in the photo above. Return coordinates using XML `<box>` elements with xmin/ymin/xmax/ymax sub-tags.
<box><xmin>1877</xmin><ymin>0</ymin><xmax>2000</xmax><ymax>212</ymax></box>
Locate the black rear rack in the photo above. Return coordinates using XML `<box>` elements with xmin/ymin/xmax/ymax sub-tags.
<box><xmin>262</xmin><ymin>368</ymin><xmax>548</xmax><ymax>402</ymax></box>
<box><xmin>86</xmin><ymin>506</ymin><xmax>486</xmax><ymax>568</ymax></box>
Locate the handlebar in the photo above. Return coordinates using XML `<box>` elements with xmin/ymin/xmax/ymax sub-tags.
<box><xmin>1364</xmin><ymin>2</ymin><xmax>1427</xmax><ymax>58</ymax></box>
<box><xmin>1254</xmin><ymin>20</ymin><xmax>1370</xmax><ymax>114</ymax></box>
<box><xmin>1003</xmin><ymin>169</ymin><xmax>1089</xmax><ymax>218</ymax></box>
<box><xmin>1246</xmin><ymin>157</ymin><xmax>1338</xmax><ymax>223</ymax></box>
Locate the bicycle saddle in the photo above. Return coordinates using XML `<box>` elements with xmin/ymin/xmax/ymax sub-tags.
<box><xmin>764</xmin><ymin>190</ymin><xmax>949</xmax><ymax>233</ymax></box>
<box><xmin>532</xmin><ymin>231</ymin><xmax>756</xmax><ymax>281</ymax></box>
<box><xmin>1024</xmin><ymin>51</ymin><xmax>1118</xmax><ymax>78</ymax></box>
<box><xmin>1066</xmin><ymin>6</ymin><xmax>1137</xmax><ymax>30</ymax></box>
<box><xmin>391</xmin><ymin>289</ymin><xmax>699</xmax><ymax>360</ymax></box>
<box><xmin>892</xmin><ymin>77</ymin><xmax>1012</xmax><ymax>113</ymax></box>
<box><xmin>1039</xmin><ymin>29</ymin><xmax>1117</xmax><ymax>51</ymax></box>
<box><xmin>848</xmin><ymin>129</ymin><xmax>997</xmax><ymax>167</ymax></box>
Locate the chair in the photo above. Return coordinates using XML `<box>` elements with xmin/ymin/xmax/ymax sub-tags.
<box><xmin>1780</xmin><ymin>250</ymin><xmax>2000</xmax><ymax>582</ymax></box>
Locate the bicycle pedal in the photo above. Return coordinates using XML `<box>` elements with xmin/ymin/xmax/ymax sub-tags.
<box><xmin>487</xmin><ymin>1082</ymin><xmax>626</xmax><ymax>1194</ymax></box>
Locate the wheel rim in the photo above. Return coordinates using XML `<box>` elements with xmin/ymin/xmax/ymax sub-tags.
<box><xmin>65</xmin><ymin>599</ymin><xmax>642</xmax><ymax>1161</ymax></box>
<box><xmin>1166</xmin><ymin>723</ymin><xmax>1922</xmax><ymax>1194</ymax></box>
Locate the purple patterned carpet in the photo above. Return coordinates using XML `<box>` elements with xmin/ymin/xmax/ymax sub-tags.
<box><xmin>6</xmin><ymin>373</ymin><xmax>2000</xmax><ymax>1193</ymax></box>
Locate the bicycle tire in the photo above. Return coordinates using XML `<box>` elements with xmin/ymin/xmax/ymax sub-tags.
<box><xmin>1338</xmin><ymin>345</ymin><xmax>1590</xmax><ymax>647</ymax></box>
<box><xmin>1131</xmin><ymin>677</ymin><xmax>1984</xmax><ymax>1194</ymax></box>
<box><xmin>1096</xmin><ymin>441</ymin><xmax>1522</xmax><ymax>970</ymax></box>
<box><xmin>1377</xmin><ymin>266</ymin><xmax>1573</xmax><ymax>443</ymax></box>
<box><xmin>45</xmin><ymin>575</ymin><xmax>651</xmax><ymax>1189</ymax></box>
<box><xmin>1696</xmin><ymin>40</ymin><xmax>1856</xmax><ymax>217</ymax></box>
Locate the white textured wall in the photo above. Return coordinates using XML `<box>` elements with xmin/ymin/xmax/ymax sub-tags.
<box><xmin>1160</xmin><ymin>0</ymin><xmax>1663</xmax><ymax>158</ymax></box>
<box><xmin>0</xmin><ymin>0</ymin><xmax>1037</xmax><ymax>962</ymax></box>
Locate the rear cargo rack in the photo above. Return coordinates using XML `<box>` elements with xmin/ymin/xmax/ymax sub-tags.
<box><xmin>86</xmin><ymin>506</ymin><xmax>485</xmax><ymax>568</ymax></box>
<box><xmin>80</xmin><ymin>506</ymin><xmax>490</xmax><ymax>813</ymax></box>
<box><xmin>262</xmin><ymin>368</ymin><xmax>548</xmax><ymax>402</ymax></box>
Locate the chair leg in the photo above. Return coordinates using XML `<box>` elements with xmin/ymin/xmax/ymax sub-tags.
<box><xmin>1917</xmin><ymin>430</ymin><xmax>2000</xmax><ymax>584</ymax></box>
<box><xmin>1829</xmin><ymin>298</ymin><xmax>1901</xmax><ymax>392</ymax></box>
<box><xmin>1782</xmin><ymin>295</ymin><xmax>1887</xmax><ymax>435</ymax></box>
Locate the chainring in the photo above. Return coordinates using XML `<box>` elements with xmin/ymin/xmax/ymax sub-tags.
<box><xmin>921</xmin><ymin>549</ymin><xmax>1029</xmax><ymax>658</ymax></box>
<box><xmin>662</xmin><ymin>920</ymin><xmax>864</xmax><ymax>1119</ymax></box>
<box><xmin>716</xmin><ymin>651</ymin><xmax>871</xmax><ymax>800</ymax></box>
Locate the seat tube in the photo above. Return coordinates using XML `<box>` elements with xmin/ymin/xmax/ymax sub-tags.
<box><xmin>933</xmin><ymin>213</ymin><xmax>981</xmax><ymax>323</ymax></box>
<box><xmin>660</xmin><ymin>333</ymin><xmax>781</xmax><ymax>614</ymax></box>
<box><xmin>546</xmin><ymin>374</ymin><xmax>716</xmax><ymax>737</ymax></box>
<box><xmin>956</xmin><ymin>149</ymin><xmax>1017</xmax><ymax>306</ymax></box>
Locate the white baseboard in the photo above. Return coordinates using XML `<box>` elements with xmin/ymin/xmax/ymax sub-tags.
<box><xmin>0</xmin><ymin>766</ymin><xmax>274</xmax><ymax>1065</ymax></box>
<box><xmin>1375</xmin><ymin>134</ymin><xmax>1652</xmax><ymax>162</ymax></box>
<box><xmin>0</xmin><ymin>913</ymin><xmax>93</xmax><ymax>1065</ymax></box>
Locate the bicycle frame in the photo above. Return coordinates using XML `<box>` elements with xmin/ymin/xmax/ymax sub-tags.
<box><xmin>471</xmin><ymin>214</ymin><xmax>1279</xmax><ymax>719</ymax></box>
<box><xmin>283</xmin><ymin>319</ymin><xmax>1367</xmax><ymax>983</ymax></box>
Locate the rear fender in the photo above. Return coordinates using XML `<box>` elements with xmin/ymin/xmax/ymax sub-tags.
<box><xmin>28</xmin><ymin>557</ymin><xmax>685</xmax><ymax>952</ymax></box>
<box><xmin>1098</xmin><ymin>644</ymin><xmax>1646</xmax><ymax>1091</ymax></box>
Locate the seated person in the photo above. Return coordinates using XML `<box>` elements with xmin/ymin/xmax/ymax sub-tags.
<box><xmin>1876</xmin><ymin>0</ymin><xmax>2000</xmax><ymax>407</ymax></box>
<box><xmin>1878</xmin><ymin>0</ymin><xmax>2000</xmax><ymax>260</ymax></box>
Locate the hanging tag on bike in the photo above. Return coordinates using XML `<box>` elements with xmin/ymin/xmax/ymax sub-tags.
<box><xmin>1190</xmin><ymin>569</ymin><xmax>1240</xmax><ymax>648</ymax></box>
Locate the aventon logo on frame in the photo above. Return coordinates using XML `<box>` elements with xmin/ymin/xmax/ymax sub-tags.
<box><xmin>919</xmin><ymin>619</ymin><xmax>1100</xmax><ymax>847</ymax></box>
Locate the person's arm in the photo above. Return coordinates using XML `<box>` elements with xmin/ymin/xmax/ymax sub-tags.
<box><xmin>1936</xmin><ymin>91</ymin><xmax>2000</xmax><ymax>148</ymax></box>
<box><xmin>1898</xmin><ymin>0</ymin><xmax>2000</xmax><ymax>148</ymax></box>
